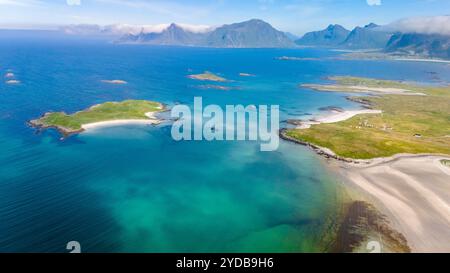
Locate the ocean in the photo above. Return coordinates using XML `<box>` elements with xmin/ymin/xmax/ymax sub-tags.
<box><xmin>0</xmin><ymin>31</ymin><xmax>449</xmax><ymax>252</ymax></box>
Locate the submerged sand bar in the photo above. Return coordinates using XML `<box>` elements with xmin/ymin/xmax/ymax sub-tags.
<box><xmin>340</xmin><ymin>155</ymin><xmax>450</xmax><ymax>252</ymax></box>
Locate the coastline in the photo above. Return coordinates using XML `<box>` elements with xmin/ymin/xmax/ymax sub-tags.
<box><xmin>393</xmin><ymin>58</ymin><xmax>450</xmax><ymax>64</ymax></box>
<box><xmin>337</xmin><ymin>154</ymin><xmax>450</xmax><ymax>252</ymax></box>
<box><xmin>292</xmin><ymin>109</ymin><xmax>382</xmax><ymax>129</ymax></box>
<box><xmin>281</xmin><ymin>129</ymin><xmax>450</xmax><ymax>252</ymax></box>
<box><xmin>30</xmin><ymin>110</ymin><xmax>164</xmax><ymax>138</ymax></box>
<box><xmin>300</xmin><ymin>83</ymin><xmax>427</xmax><ymax>96</ymax></box>
<box><xmin>281</xmin><ymin>107</ymin><xmax>383</xmax><ymax>163</ymax></box>
<box><xmin>81</xmin><ymin>112</ymin><xmax>161</xmax><ymax>131</ymax></box>
<box><xmin>280</xmin><ymin>99</ymin><xmax>450</xmax><ymax>252</ymax></box>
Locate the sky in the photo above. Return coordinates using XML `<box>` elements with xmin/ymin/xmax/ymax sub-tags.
<box><xmin>0</xmin><ymin>0</ymin><xmax>449</xmax><ymax>35</ymax></box>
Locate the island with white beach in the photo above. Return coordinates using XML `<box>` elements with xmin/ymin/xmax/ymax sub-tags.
<box><xmin>29</xmin><ymin>100</ymin><xmax>164</xmax><ymax>137</ymax></box>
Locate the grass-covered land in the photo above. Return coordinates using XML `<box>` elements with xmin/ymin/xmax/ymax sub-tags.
<box><xmin>301</xmin><ymin>76</ymin><xmax>429</xmax><ymax>95</ymax></box>
<box><xmin>286</xmin><ymin>77</ymin><xmax>450</xmax><ymax>159</ymax></box>
<box><xmin>30</xmin><ymin>100</ymin><xmax>162</xmax><ymax>135</ymax></box>
<box><xmin>188</xmin><ymin>71</ymin><xmax>227</xmax><ymax>82</ymax></box>
<box><xmin>329</xmin><ymin>76</ymin><xmax>415</xmax><ymax>89</ymax></box>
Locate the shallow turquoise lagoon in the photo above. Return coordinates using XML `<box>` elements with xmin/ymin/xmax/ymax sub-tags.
<box><xmin>0</xmin><ymin>32</ymin><xmax>449</xmax><ymax>252</ymax></box>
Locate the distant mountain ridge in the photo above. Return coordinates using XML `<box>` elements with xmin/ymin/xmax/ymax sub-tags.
<box><xmin>386</xmin><ymin>33</ymin><xmax>450</xmax><ymax>59</ymax></box>
<box><xmin>118</xmin><ymin>23</ymin><xmax>205</xmax><ymax>46</ymax></box>
<box><xmin>119</xmin><ymin>19</ymin><xmax>295</xmax><ymax>48</ymax></box>
<box><xmin>296</xmin><ymin>24</ymin><xmax>350</xmax><ymax>46</ymax></box>
<box><xmin>296</xmin><ymin>23</ymin><xmax>392</xmax><ymax>49</ymax></box>
<box><xmin>60</xmin><ymin>18</ymin><xmax>450</xmax><ymax>59</ymax></box>
<box><xmin>341</xmin><ymin>23</ymin><xmax>393</xmax><ymax>49</ymax></box>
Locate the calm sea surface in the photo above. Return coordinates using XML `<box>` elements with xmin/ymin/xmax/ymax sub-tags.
<box><xmin>0</xmin><ymin>31</ymin><xmax>449</xmax><ymax>252</ymax></box>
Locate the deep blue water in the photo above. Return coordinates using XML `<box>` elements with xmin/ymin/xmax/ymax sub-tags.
<box><xmin>0</xmin><ymin>32</ymin><xmax>449</xmax><ymax>253</ymax></box>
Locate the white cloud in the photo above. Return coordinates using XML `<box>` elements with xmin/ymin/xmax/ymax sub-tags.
<box><xmin>366</xmin><ymin>0</ymin><xmax>382</xmax><ymax>6</ymax></box>
<box><xmin>175</xmin><ymin>23</ymin><xmax>215</xmax><ymax>33</ymax></box>
<box><xmin>61</xmin><ymin>23</ymin><xmax>216</xmax><ymax>36</ymax></box>
<box><xmin>0</xmin><ymin>0</ymin><xmax>42</xmax><ymax>6</ymax></box>
<box><xmin>67</xmin><ymin>0</ymin><xmax>81</xmax><ymax>6</ymax></box>
<box><xmin>382</xmin><ymin>15</ymin><xmax>450</xmax><ymax>36</ymax></box>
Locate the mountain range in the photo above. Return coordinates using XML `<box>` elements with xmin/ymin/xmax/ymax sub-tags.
<box><xmin>385</xmin><ymin>32</ymin><xmax>450</xmax><ymax>59</ymax></box>
<box><xmin>60</xmin><ymin>18</ymin><xmax>450</xmax><ymax>59</ymax></box>
<box><xmin>296</xmin><ymin>23</ymin><xmax>393</xmax><ymax>49</ymax></box>
<box><xmin>341</xmin><ymin>23</ymin><xmax>393</xmax><ymax>49</ymax></box>
<box><xmin>295</xmin><ymin>22</ymin><xmax>450</xmax><ymax>59</ymax></box>
<box><xmin>118</xmin><ymin>19</ymin><xmax>295</xmax><ymax>48</ymax></box>
<box><xmin>295</xmin><ymin>24</ymin><xmax>350</xmax><ymax>47</ymax></box>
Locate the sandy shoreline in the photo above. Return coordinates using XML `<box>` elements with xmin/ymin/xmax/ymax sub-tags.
<box><xmin>81</xmin><ymin>112</ymin><xmax>161</xmax><ymax>130</ymax></box>
<box><xmin>394</xmin><ymin>58</ymin><xmax>450</xmax><ymax>64</ymax></box>
<box><xmin>301</xmin><ymin>84</ymin><xmax>427</xmax><ymax>96</ymax></box>
<box><xmin>337</xmin><ymin>154</ymin><xmax>450</xmax><ymax>252</ymax></box>
<box><xmin>282</xmin><ymin>105</ymin><xmax>450</xmax><ymax>252</ymax></box>
<box><xmin>294</xmin><ymin>109</ymin><xmax>382</xmax><ymax>129</ymax></box>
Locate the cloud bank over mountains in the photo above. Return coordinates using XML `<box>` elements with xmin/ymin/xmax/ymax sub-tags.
<box><xmin>61</xmin><ymin>23</ymin><xmax>215</xmax><ymax>36</ymax></box>
<box><xmin>382</xmin><ymin>15</ymin><xmax>450</xmax><ymax>36</ymax></box>
<box><xmin>61</xmin><ymin>15</ymin><xmax>450</xmax><ymax>39</ymax></box>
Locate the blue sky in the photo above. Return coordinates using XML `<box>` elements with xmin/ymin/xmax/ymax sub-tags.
<box><xmin>0</xmin><ymin>0</ymin><xmax>449</xmax><ymax>35</ymax></box>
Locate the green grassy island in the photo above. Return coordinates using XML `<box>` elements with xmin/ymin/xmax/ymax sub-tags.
<box><xmin>30</xmin><ymin>100</ymin><xmax>163</xmax><ymax>137</ymax></box>
<box><xmin>285</xmin><ymin>77</ymin><xmax>450</xmax><ymax>160</ymax></box>
<box><xmin>188</xmin><ymin>71</ymin><xmax>227</xmax><ymax>82</ymax></box>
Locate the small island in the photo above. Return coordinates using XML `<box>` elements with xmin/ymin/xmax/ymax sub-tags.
<box><xmin>239</xmin><ymin>73</ymin><xmax>255</xmax><ymax>77</ymax></box>
<box><xmin>5</xmin><ymin>72</ymin><xmax>14</xmax><ymax>78</ymax></box>
<box><xmin>276</xmin><ymin>56</ymin><xmax>320</xmax><ymax>61</ymax></box>
<box><xmin>30</xmin><ymin>100</ymin><xmax>164</xmax><ymax>137</ymax></box>
<box><xmin>196</xmin><ymin>84</ymin><xmax>239</xmax><ymax>91</ymax></box>
<box><xmin>6</xmin><ymin>80</ymin><xmax>20</xmax><ymax>85</ymax></box>
<box><xmin>101</xmin><ymin>79</ymin><xmax>128</xmax><ymax>85</ymax></box>
<box><xmin>188</xmin><ymin>71</ymin><xmax>227</xmax><ymax>82</ymax></box>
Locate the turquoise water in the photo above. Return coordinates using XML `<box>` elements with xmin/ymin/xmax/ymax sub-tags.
<box><xmin>1</xmin><ymin>32</ymin><xmax>449</xmax><ymax>253</ymax></box>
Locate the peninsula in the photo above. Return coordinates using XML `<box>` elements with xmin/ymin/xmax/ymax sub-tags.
<box><xmin>30</xmin><ymin>100</ymin><xmax>164</xmax><ymax>137</ymax></box>
<box><xmin>287</xmin><ymin>76</ymin><xmax>450</xmax><ymax>159</ymax></box>
<box><xmin>282</xmin><ymin>76</ymin><xmax>450</xmax><ymax>252</ymax></box>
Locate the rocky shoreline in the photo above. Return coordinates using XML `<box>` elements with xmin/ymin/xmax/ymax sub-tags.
<box><xmin>29</xmin><ymin>102</ymin><xmax>166</xmax><ymax>139</ymax></box>
<box><xmin>279</xmin><ymin>128</ymin><xmax>362</xmax><ymax>164</ymax></box>
<box><xmin>29</xmin><ymin>113</ymin><xmax>84</xmax><ymax>138</ymax></box>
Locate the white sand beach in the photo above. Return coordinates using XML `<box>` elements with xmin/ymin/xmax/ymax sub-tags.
<box><xmin>297</xmin><ymin>109</ymin><xmax>382</xmax><ymax>129</ymax></box>
<box><xmin>302</xmin><ymin>84</ymin><xmax>427</xmax><ymax>96</ymax></box>
<box><xmin>394</xmin><ymin>58</ymin><xmax>450</xmax><ymax>64</ymax></box>
<box><xmin>81</xmin><ymin>112</ymin><xmax>160</xmax><ymax>130</ymax></box>
<box><xmin>339</xmin><ymin>155</ymin><xmax>450</xmax><ymax>252</ymax></box>
<box><xmin>344</xmin><ymin>85</ymin><xmax>425</xmax><ymax>95</ymax></box>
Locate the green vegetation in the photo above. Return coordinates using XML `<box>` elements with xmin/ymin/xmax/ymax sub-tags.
<box><xmin>30</xmin><ymin>100</ymin><xmax>162</xmax><ymax>134</ymax></box>
<box><xmin>442</xmin><ymin>160</ymin><xmax>450</xmax><ymax>167</ymax></box>
<box><xmin>301</xmin><ymin>76</ymin><xmax>430</xmax><ymax>95</ymax></box>
<box><xmin>330</xmin><ymin>76</ymin><xmax>415</xmax><ymax>89</ymax></box>
<box><xmin>188</xmin><ymin>71</ymin><xmax>227</xmax><ymax>82</ymax></box>
<box><xmin>287</xmin><ymin>77</ymin><xmax>450</xmax><ymax>159</ymax></box>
